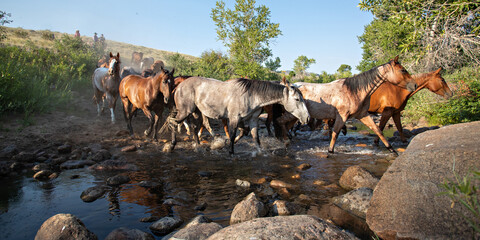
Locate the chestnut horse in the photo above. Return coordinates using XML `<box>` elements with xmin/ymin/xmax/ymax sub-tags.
<box><xmin>277</xmin><ymin>56</ymin><xmax>417</xmax><ymax>155</ymax></box>
<box><xmin>119</xmin><ymin>67</ymin><xmax>175</xmax><ymax>140</ymax></box>
<box><xmin>92</xmin><ymin>52</ymin><xmax>121</xmax><ymax>123</ymax></box>
<box><xmin>170</xmin><ymin>77</ymin><xmax>310</xmax><ymax>154</ymax></box>
<box><xmin>369</xmin><ymin>67</ymin><xmax>453</xmax><ymax>143</ymax></box>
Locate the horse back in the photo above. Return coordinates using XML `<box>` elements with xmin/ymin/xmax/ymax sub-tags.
<box><xmin>369</xmin><ymin>82</ymin><xmax>411</xmax><ymax>113</ymax></box>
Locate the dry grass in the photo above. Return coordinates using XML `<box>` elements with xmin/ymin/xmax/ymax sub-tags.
<box><xmin>1</xmin><ymin>26</ymin><xmax>197</xmax><ymax>68</ymax></box>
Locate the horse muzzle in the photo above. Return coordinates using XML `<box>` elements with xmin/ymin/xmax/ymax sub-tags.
<box><xmin>406</xmin><ymin>82</ymin><xmax>417</xmax><ymax>92</ymax></box>
<box><xmin>164</xmin><ymin>97</ymin><xmax>169</xmax><ymax>104</ymax></box>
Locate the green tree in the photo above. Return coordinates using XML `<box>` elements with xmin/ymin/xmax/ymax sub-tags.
<box><xmin>194</xmin><ymin>50</ymin><xmax>233</xmax><ymax>81</ymax></box>
<box><xmin>336</xmin><ymin>64</ymin><xmax>353</xmax><ymax>79</ymax></box>
<box><xmin>265</xmin><ymin>57</ymin><xmax>281</xmax><ymax>72</ymax></box>
<box><xmin>168</xmin><ymin>53</ymin><xmax>195</xmax><ymax>76</ymax></box>
<box><xmin>211</xmin><ymin>0</ymin><xmax>282</xmax><ymax>79</ymax></box>
<box><xmin>0</xmin><ymin>11</ymin><xmax>12</xmax><ymax>42</ymax></box>
<box><xmin>359</xmin><ymin>0</ymin><xmax>480</xmax><ymax>71</ymax></box>
<box><xmin>293</xmin><ymin>55</ymin><xmax>316</xmax><ymax>77</ymax></box>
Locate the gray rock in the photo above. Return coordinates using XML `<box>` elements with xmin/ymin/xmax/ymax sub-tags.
<box><xmin>185</xmin><ymin>215</ymin><xmax>213</xmax><ymax>228</ymax></box>
<box><xmin>33</xmin><ymin>170</ymin><xmax>54</xmax><ymax>180</ymax></box>
<box><xmin>34</xmin><ymin>213</ymin><xmax>97</xmax><ymax>240</ymax></box>
<box><xmin>80</xmin><ymin>186</ymin><xmax>106</xmax><ymax>202</ymax></box>
<box><xmin>367</xmin><ymin>121</ymin><xmax>480</xmax><ymax>240</ymax></box>
<box><xmin>105</xmin><ymin>227</ymin><xmax>154</xmax><ymax>240</ymax></box>
<box><xmin>32</xmin><ymin>163</ymin><xmax>50</xmax><ymax>172</ymax></box>
<box><xmin>149</xmin><ymin>216</ymin><xmax>183</xmax><ymax>235</ymax></box>
<box><xmin>90</xmin><ymin>149</ymin><xmax>111</xmax><ymax>162</ymax></box>
<box><xmin>207</xmin><ymin>215</ymin><xmax>358</xmax><ymax>240</ymax></box>
<box><xmin>106</xmin><ymin>174</ymin><xmax>130</xmax><ymax>186</ymax></box>
<box><xmin>0</xmin><ymin>145</ymin><xmax>18</xmax><ymax>159</ymax></box>
<box><xmin>339</xmin><ymin>165</ymin><xmax>379</xmax><ymax>191</ymax></box>
<box><xmin>235</xmin><ymin>179</ymin><xmax>251</xmax><ymax>188</ymax></box>
<box><xmin>57</xmin><ymin>144</ymin><xmax>72</xmax><ymax>154</ymax></box>
<box><xmin>60</xmin><ymin>160</ymin><xmax>95</xmax><ymax>169</ymax></box>
<box><xmin>13</xmin><ymin>151</ymin><xmax>36</xmax><ymax>163</ymax></box>
<box><xmin>230</xmin><ymin>192</ymin><xmax>267</xmax><ymax>225</ymax></box>
<box><xmin>271</xmin><ymin>200</ymin><xmax>302</xmax><ymax>216</ymax></box>
<box><xmin>172</xmin><ymin>222</ymin><xmax>223</xmax><ymax>240</ymax></box>
<box><xmin>89</xmin><ymin>159</ymin><xmax>137</xmax><ymax>171</ymax></box>
<box><xmin>121</xmin><ymin>145</ymin><xmax>137</xmax><ymax>152</ymax></box>
<box><xmin>332</xmin><ymin>187</ymin><xmax>373</xmax><ymax>219</ymax></box>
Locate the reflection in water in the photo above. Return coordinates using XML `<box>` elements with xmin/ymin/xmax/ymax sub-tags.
<box><xmin>0</xmin><ymin>128</ymin><xmax>399</xmax><ymax>239</ymax></box>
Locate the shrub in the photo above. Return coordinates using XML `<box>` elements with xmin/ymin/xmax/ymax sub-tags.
<box><xmin>12</xmin><ymin>28</ymin><xmax>29</xmax><ymax>38</ymax></box>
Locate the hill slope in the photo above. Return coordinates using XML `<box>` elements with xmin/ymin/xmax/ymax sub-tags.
<box><xmin>1</xmin><ymin>26</ymin><xmax>197</xmax><ymax>67</ymax></box>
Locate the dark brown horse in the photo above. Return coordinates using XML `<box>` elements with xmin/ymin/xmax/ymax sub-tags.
<box><xmin>92</xmin><ymin>52</ymin><xmax>121</xmax><ymax>123</ymax></box>
<box><xmin>369</xmin><ymin>67</ymin><xmax>453</xmax><ymax>143</ymax></box>
<box><xmin>119</xmin><ymin>67</ymin><xmax>174</xmax><ymax>140</ymax></box>
<box><xmin>277</xmin><ymin>56</ymin><xmax>417</xmax><ymax>155</ymax></box>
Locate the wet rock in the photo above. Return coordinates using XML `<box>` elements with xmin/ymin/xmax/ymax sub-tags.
<box><xmin>10</xmin><ymin>162</ymin><xmax>24</xmax><ymax>171</ymax></box>
<box><xmin>90</xmin><ymin>149</ymin><xmax>112</xmax><ymax>162</ymax></box>
<box><xmin>149</xmin><ymin>216</ymin><xmax>183</xmax><ymax>236</ymax></box>
<box><xmin>138</xmin><ymin>180</ymin><xmax>162</xmax><ymax>193</ymax></box>
<box><xmin>105</xmin><ymin>227</ymin><xmax>154</xmax><ymax>240</ymax></box>
<box><xmin>164</xmin><ymin>198</ymin><xmax>184</xmax><ymax>206</ymax></box>
<box><xmin>208</xmin><ymin>215</ymin><xmax>358</xmax><ymax>240</ymax></box>
<box><xmin>272</xmin><ymin>200</ymin><xmax>301</xmax><ymax>216</ymax></box>
<box><xmin>210</xmin><ymin>137</ymin><xmax>226</xmax><ymax>150</ymax></box>
<box><xmin>410</xmin><ymin>127</ymin><xmax>431</xmax><ymax>135</ymax></box>
<box><xmin>313</xmin><ymin>179</ymin><xmax>327</xmax><ymax>186</ymax></box>
<box><xmin>89</xmin><ymin>159</ymin><xmax>137</xmax><ymax>171</ymax></box>
<box><xmin>277</xmin><ymin>187</ymin><xmax>291</xmax><ymax>199</ymax></box>
<box><xmin>33</xmin><ymin>163</ymin><xmax>50</xmax><ymax>172</ymax></box>
<box><xmin>49</xmin><ymin>172</ymin><xmax>59</xmax><ymax>179</ymax></box>
<box><xmin>270</xmin><ymin>179</ymin><xmax>295</xmax><ymax>189</ymax></box>
<box><xmin>332</xmin><ymin>187</ymin><xmax>373</xmax><ymax>219</ymax></box>
<box><xmin>13</xmin><ymin>151</ymin><xmax>36</xmax><ymax>163</ymax></box>
<box><xmin>121</xmin><ymin>145</ymin><xmax>137</xmax><ymax>152</ymax></box>
<box><xmin>230</xmin><ymin>192</ymin><xmax>267</xmax><ymax>225</ymax></box>
<box><xmin>57</xmin><ymin>144</ymin><xmax>72</xmax><ymax>154</ymax></box>
<box><xmin>272</xmin><ymin>148</ymin><xmax>287</xmax><ymax>156</ymax></box>
<box><xmin>33</xmin><ymin>170</ymin><xmax>54</xmax><ymax>180</ymax></box>
<box><xmin>172</xmin><ymin>221</ymin><xmax>223</xmax><ymax>240</ymax></box>
<box><xmin>140</xmin><ymin>216</ymin><xmax>160</xmax><ymax>222</ymax></box>
<box><xmin>235</xmin><ymin>179</ymin><xmax>251</xmax><ymax>188</ymax></box>
<box><xmin>60</xmin><ymin>160</ymin><xmax>95</xmax><ymax>170</ymax></box>
<box><xmin>80</xmin><ymin>186</ymin><xmax>106</xmax><ymax>202</ymax></box>
<box><xmin>393</xmin><ymin>129</ymin><xmax>413</xmax><ymax>138</ymax></box>
<box><xmin>291</xmin><ymin>173</ymin><xmax>301</xmax><ymax>179</ymax></box>
<box><xmin>194</xmin><ymin>202</ymin><xmax>208</xmax><ymax>211</ymax></box>
<box><xmin>162</xmin><ymin>143</ymin><xmax>173</xmax><ymax>153</ymax></box>
<box><xmin>339</xmin><ymin>165</ymin><xmax>379</xmax><ymax>191</ymax></box>
<box><xmin>198</xmin><ymin>171</ymin><xmax>213</xmax><ymax>178</ymax></box>
<box><xmin>34</xmin><ymin>213</ymin><xmax>97</xmax><ymax>240</ymax></box>
<box><xmin>0</xmin><ymin>145</ymin><xmax>18</xmax><ymax>159</ymax></box>
<box><xmin>70</xmin><ymin>174</ymin><xmax>80</xmax><ymax>179</ymax></box>
<box><xmin>367</xmin><ymin>122</ymin><xmax>480</xmax><ymax>240</ymax></box>
<box><xmin>51</xmin><ymin>156</ymin><xmax>67</xmax><ymax>165</ymax></box>
<box><xmin>106</xmin><ymin>174</ymin><xmax>130</xmax><ymax>186</ymax></box>
<box><xmin>297</xmin><ymin>163</ymin><xmax>311</xmax><ymax>170</ymax></box>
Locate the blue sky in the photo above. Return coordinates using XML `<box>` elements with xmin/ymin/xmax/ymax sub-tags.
<box><xmin>2</xmin><ymin>0</ymin><xmax>373</xmax><ymax>74</ymax></box>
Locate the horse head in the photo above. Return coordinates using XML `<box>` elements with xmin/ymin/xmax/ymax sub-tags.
<box><xmin>281</xmin><ymin>77</ymin><xmax>310</xmax><ymax>125</ymax></box>
<box><xmin>383</xmin><ymin>56</ymin><xmax>417</xmax><ymax>92</ymax></box>
<box><xmin>108</xmin><ymin>52</ymin><xmax>121</xmax><ymax>76</ymax></box>
<box><xmin>158</xmin><ymin>66</ymin><xmax>175</xmax><ymax>104</ymax></box>
<box><xmin>425</xmin><ymin>67</ymin><xmax>453</xmax><ymax>99</ymax></box>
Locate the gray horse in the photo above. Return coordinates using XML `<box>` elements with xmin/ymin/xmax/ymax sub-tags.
<box><xmin>92</xmin><ymin>52</ymin><xmax>121</xmax><ymax>123</ymax></box>
<box><xmin>169</xmin><ymin>77</ymin><xmax>310</xmax><ymax>154</ymax></box>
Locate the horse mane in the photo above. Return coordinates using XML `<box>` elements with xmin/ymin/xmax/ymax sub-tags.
<box><xmin>234</xmin><ymin>78</ymin><xmax>284</xmax><ymax>99</ymax></box>
<box><xmin>343</xmin><ymin>64</ymin><xmax>385</xmax><ymax>93</ymax></box>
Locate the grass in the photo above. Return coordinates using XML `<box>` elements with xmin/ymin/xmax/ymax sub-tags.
<box><xmin>1</xmin><ymin>26</ymin><xmax>198</xmax><ymax>68</ymax></box>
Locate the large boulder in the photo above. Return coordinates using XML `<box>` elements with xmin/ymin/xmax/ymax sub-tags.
<box><xmin>230</xmin><ymin>192</ymin><xmax>267</xmax><ymax>225</ymax></box>
<box><xmin>332</xmin><ymin>187</ymin><xmax>372</xmax><ymax>219</ymax></box>
<box><xmin>367</xmin><ymin>121</ymin><xmax>480</xmax><ymax>240</ymax></box>
<box><xmin>339</xmin><ymin>165</ymin><xmax>379</xmax><ymax>190</ymax></box>
<box><xmin>171</xmin><ymin>216</ymin><xmax>223</xmax><ymax>240</ymax></box>
<box><xmin>105</xmin><ymin>227</ymin><xmax>154</xmax><ymax>240</ymax></box>
<box><xmin>207</xmin><ymin>215</ymin><xmax>358</xmax><ymax>240</ymax></box>
<box><xmin>35</xmin><ymin>213</ymin><xmax>97</xmax><ymax>240</ymax></box>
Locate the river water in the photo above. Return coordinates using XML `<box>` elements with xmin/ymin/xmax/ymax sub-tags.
<box><xmin>0</xmin><ymin>122</ymin><xmax>403</xmax><ymax>239</ymax></box>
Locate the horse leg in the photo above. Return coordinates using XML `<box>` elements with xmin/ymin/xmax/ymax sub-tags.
<box><xmin>358</xmin><ymin>115</ymin><xmax>397</xmax><ymax>155</ymax></box>
<box><xmin>392</xmin><ymin>111</ymin><xmax>407</xmax><ymax>142</ymax></box>
<box><xmin>375</xmin><ymin>110</ymin><xmax>393</xmax><ymax>145</ymax></box>
<box><xmin>228</xmin><ymin>119</ymin><xmax>239</xmax><ymax>155</ymax></box>
<box><xmin>222</xmin><ymin>119</ymin><xmax>230</xmax><ymax>139</ymax></box>
<box><xmin>142</xmin><ymin>109</ymin><xmax>155</xmax><ymax>137</ymax></box>
<box><xmin>182</xmin><ymin>122</ymin><xmax>191</xmax><ymax>135</ymax></box>
<box><xmin>104</xmin><ymin>92</ymin><xmax>116</xmax><ymax>123</ymax></box>
<box><xmin>151</xmin><ymin>107</ymin><xmax>164</xmax><ymax>141</ymax></box>
<box><xmin>276</xmin><ymin>112</ymin><xmax>296</xmax><ymax>141</ymax></box>
<box><xmin>93</xmin><ymin>89</ymin><xmax>103</xmax><ymax>117</ymax></box>
<box><xmin>328</xmin><ymin>116</ymin><xmax>346</xmax><ymax>154</ymax></box>
<box><xmin>234</xmin><ymin>122</ymin><xmax>246</xmax><ymax>143</ymax></box>
<box><xmin>202</xmin><ymin>114</ymin><xmax>215</xmax><ymax>138</ymax></box>
<box><xmin>265</xmin><ymin>110</ymin><xmax>273</xmax><ymax>136</ymax></box>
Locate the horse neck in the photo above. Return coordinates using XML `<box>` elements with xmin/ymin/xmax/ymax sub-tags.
<box><xmin>149</xmin><ymin>73</ymin><xmax>165</xmax><ymax>94</ymax></box>
<box><xmin>252</xmin><ymin>86</ymin><xmax>285</xmax><ymax>107</ymax></box>
<box><xmin>408</xmin><ymin>73</ymin><xmax>431</xmax><ymax>97</ymax></box>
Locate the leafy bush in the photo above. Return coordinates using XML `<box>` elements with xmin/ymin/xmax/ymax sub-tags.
<box><xmin>404</xmin><ymin>67</ymin><xmax>480</xmax><ymax>125</ymax></box>
<box><xmin>40</xmin><ymin>30</ymin><xmax>55</xmax><ymax>41</ymax></box>
<box><xmin>0</xmin><ymin>34</ymin><xmax>102</xmax><ymax>116</ymax></box>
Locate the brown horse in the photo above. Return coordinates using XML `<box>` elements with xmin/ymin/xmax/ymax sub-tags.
<box><xmin>131</xmin><ymin>51</ymin><xmax>143</xmax><ymax>72</ymax></box>
<box><xmin>92</xmin><ymin>52</ymin><xmax>121</xmax><ymax>123</ymax></box>
<box><xmin>119</xmin><ymin>67</ymin><xmax>175</xmax><ymax>140</ymax></box>
<box><xmin>277</xmin><ymin>56</ymin><xmax>416</xmax><ymax>155</ymax></box>
<box><xmin>97</xmin><ymin>54</ymin><xmax>109</xmax><ymax>68</ymax></box>
<box><xmin>369</xmin><ymin>67</ymin><xmax>453</xmax><ymax>143</ymax></box>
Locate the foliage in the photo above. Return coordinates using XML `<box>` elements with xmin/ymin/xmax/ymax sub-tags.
<box><xmin>0</xmin><ymin>34</ymin><xmax>101</xmax><ymax>116</ymax></box>
<box><xmin>293</xmin><ymin>55</ymin><xmax>316</xmax><ymax>77</ymax></box>
<box><xmin>168</xmin><ymin>53</ymin><xmax>195</xmax><ymax>76</ymax></box>
<box><xmin>194</xmin><ymin>50</ymin><xmax>233</xmax><ymax>81</ymax></box>
<box><xmin>439</xmin><ymin>165</ymin><xmax>480</xmax><ymax>233</ymax></box>
<box><xmin>265</xmin><ymin>57</ymin><xmax>281</xmax><ymax>72</ymax></box>
<box><xmin>359</xmin><ymin>0</ymin><xmax>480</xmax><ymax>71</ymax></box>
<box><xmin>336</xmin><ymin>64</ymin><xmax>353</xmax><ymax>79</ymax></box>
<box><xmin>40</xmin><ymin>30</ymin><xmax>55</xmax><ymax>41</ymax></box>
<box><xmin>0</xmin><ymin>10</ymin><xmax>12</xmax><ymax>42</ymax></box>
<box><xmin>211</xmin><ymin>0</ymin><xmax>282</xmax><ymax>79</ymax></box>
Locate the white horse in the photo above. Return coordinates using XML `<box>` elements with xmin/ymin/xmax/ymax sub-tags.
<box><xmin>92</xmin><ymin>52</ymin><xmax>121</xmax><ymax>123</ymax></box>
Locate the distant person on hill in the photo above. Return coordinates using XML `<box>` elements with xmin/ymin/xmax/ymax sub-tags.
<box><xmin>93</xmin><ymin>32</ymin><xmax>98</xmax><ymax>43</ymax></box>
<box><xmin>100</xmin><ymin>34</ymin><xmax>106</xmax><ymax>47</ymax></box>
<box><xmin>74</xmin><ymin>30</ymin><xmax>80</xmax><ymax>38</ymax></box>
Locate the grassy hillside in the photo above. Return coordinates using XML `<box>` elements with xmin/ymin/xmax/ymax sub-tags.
<box><xmin>1</xmin><ymin>26</ymin><xmax>198</xmax><ymax>67</ymax></box>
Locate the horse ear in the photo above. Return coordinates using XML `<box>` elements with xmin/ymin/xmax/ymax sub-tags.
<box><xmin>116</xmin><ymin>52</ymin><xmax>120</xmax><ymax>58</ymax></box>
<box><xmin>281</xmin><ymin>76</ymin><xmax>287</xmax><ymax>85</ymax></box>
<box><xmin>393</xmin><ymin>55</ymin><xmax>399</xmax><ymax>63</ymax></box>
<box><xmin>110</xmin><ymin>52</ymin><xmax>113</xmax><ymax>58</ymax></box>
<box><xmin>171</xmin><ymin>68</ymin><xmax>175</xmax><ymax>75</ymax></box>
<box><xmin>435</xmin><ymin>67</ymin><xmax>442</xmax><ymax>74</ymax></box>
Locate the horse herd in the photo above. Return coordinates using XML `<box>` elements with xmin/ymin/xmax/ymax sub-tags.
<box><xmin>92</xmin><ymin>52</ymin><xmax>453</xmax><ymax>155</ymax></box>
